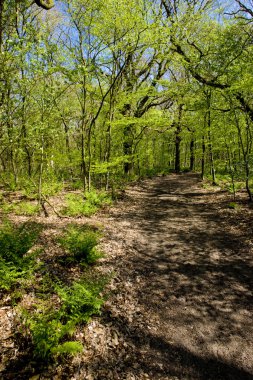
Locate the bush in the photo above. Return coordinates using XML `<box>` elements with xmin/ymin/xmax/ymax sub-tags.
<box><xmin>20</xmin><ymin>178</ymin><xmax>64</xmax><ymax>199</ymax></box>
<box><xmin>228</xmin><ymin>202</ymin><xmax>238</xmax><ymax>209</ymax></box>
<box><xmin>24</xmin><ymin>310</ymin><xmax>79</xmax><ymax>360</ymax></box>
<box><xmin>0</xmin><ymin>221</ymin><xmax>42</xmax><ymax>290</ymax></box>
<box><xmin>14</xmin><ymin>201</ymin><xmax>40</xmax><ymax>216</ymax></box>
<box><xmin>58</xmin><ymin>224</ymin><xmax>103</xmax><ymax>264</ymax></box>
<box><xmin>56</xmin><ymin>277</ymin><xmax>105</xmax><ymax>324</ymax></box>
<box><xmin>61</xmin><ymin>194</ymin><xmax>97</xmax><ymax>216</ymax></box>
<box><xmin>61</xmin><ymin>190</ymin><xmax>112</xmax><ymax>217</ymax></box>
<box><xmin>85</xmin><ymin>190</ymin><xmax>112</xmax><ymax>207</ymax></box>
<box><xmin>22</xmin><ymin>277</ymin><xmax>106</xmax><ymax>361</ymax></box>
<box><xmin>0</xmin><ymin>221</ymin><xmax>41</xmax><ymax>263</ymax></box>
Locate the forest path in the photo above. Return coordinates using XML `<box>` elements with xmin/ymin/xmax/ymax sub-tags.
<box><xmin>87</xmin><ymin>173</ymin><xmax>253</xmax><ymax>380</ymax></box>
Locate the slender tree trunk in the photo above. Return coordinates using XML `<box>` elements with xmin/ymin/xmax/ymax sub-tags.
<box><xmin>226</xmin><ymin>143</ymin><xmax>236</xmax><ymax>200</ymax></box>
<box><xmin>38</xmin><ymin>136</ymin><xmax>48</xmax><ymax>217</ymax></box>
<box><xmin>80</xmin><ymin>121</ymin><xmax>87</xmax><ymax>192</ymax></box>
<box><xmin>190</xmin><ymin>138</ymin><xmax>195</xmax><ymax>171</ymax></box>
<box><xmin>208</xmin><ymin>129</ymin><xmax>216</xmax><ymax>185</ymax></box>
<box><xmin>87</xmin><ymin>120</ymin><xmax>92</xmax><ymax>192</ymax></box>
<box><xmin>105</xmin><ymin>105</ymin><xmax>113</xmax><ymax>190</ymax></box>
<box><xmin>234</xmin><ymin>111</ymin><xmax>253</xmax><ymax>201</ymax></box>
<box><xmin>123</xmin><ymin>124</ymin><xmax>133</xmax><ymax>175</ymax></box>
<box><xmin>80</xmin><ymin>71</ymin><xmax>87</xmax><ymax>192</ymax></box>
<box><xmin>175</xmin><ymin>104</ymin><xmax>183</xmax><ymax>174</ymax></box>
<box><xmin>206</xmin><ymin>90</ymin><xmax>216</xmax><ymax>184</ymax></box>
<box><xmin>201</xmin><ymin>134</ymin><xmax>205</xmax><ymax>180</ymax></box>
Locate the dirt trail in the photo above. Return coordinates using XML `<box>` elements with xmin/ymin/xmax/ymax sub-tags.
<box><xmin>87</xmin><ymin>173</ymin><xmax>253</xmax><ymax>380</ymax></box>
<box><xmin>1</xmin><ymin>173</ymin><xmax>253</xmax><ymax>380</ymax></box>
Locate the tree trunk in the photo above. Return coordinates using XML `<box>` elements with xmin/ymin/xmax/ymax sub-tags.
<box><xmin>206</xmin><ymin>90</ymin><xmax>216</xmax><ymax>184</ymax></box>
<box><xmin>201</xmin><ymin>135</ymin><xmax>205</xmax><ymax>180</ymax></box>
<box><xmin>190</xmin><ymin>138</ymin><xmax>195</xmax><ymax>171</ymax></box>
<box><xmin>174</xmin><ymin>104</ymin><xmax>183</xmax><ymax>174</ymax></box>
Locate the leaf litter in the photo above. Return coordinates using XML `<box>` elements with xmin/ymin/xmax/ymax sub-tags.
<box><xmin>0</xmin><ymin>173</ymin><xmax>253</xmax><ymax>379</ymax></box>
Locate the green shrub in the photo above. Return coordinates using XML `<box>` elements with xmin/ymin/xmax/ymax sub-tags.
<box><xmin>25</xmin><ymin>311</ymin><xmax>78</xmax><ymax>360</ymax></box>
<box><xmin>70</xmin><ymin>180</ymin><xmax>83</xmax><ymax>190</ymax></box>
<box><xmin>0</xmin><ymin>221</ymin><xmax>42</xmax><ymax>290</ymax></box>
<box><xmin>52</xmin><ymin>341</ymin><xmax>83</xmax><ymax>355</ymax></box>
<box><xmin>58</xmin><ymin>224</ymin><xmax>103</xmax><ymax>264</ymax></box>
<box><xmin>16</xmin><ymin>201</ymin><xmax>40</xmax><ymax>216</ymax></box>
<box><xmin>85</xmin><ymin>190</ymin><xmax>112</xmax><ymax>207</ymax></box>
<box><xmin>0</xmin><ymin>259</ymin><xmax>35</xmax><ymax>290</ymax></box>
<box><xmin>21</xmin><ymin>178</ymin><xmax>64</xmax><ymax>199</ymax></box>
<box><xmin>228</xmin><ymin>202</ymin><xmax>238</xmax><ymax>209</ymax></box>
<box><xmin>42</xmin><ymin>181</ymin><xmax>64</xmax><ymax>197</ymax></box>
<box><xmin>22</xmin><ymin>277</ymin><xmax>106</xmax><ymax>361</ymax></box>
<box><xmin>0</xmin><ymin>221</ymin><xmax>41</xmax><ymax>263</ymax></box>
<box><xmin>61</xmin><ymin>190</ymin><xmax>112</xmax><ymax>217</ymax></box>
<box><xmin>62</xmin><ymin>194</ymin><xmax>98</xmax><ymax>217</ymax></box>
<box><xmin>56</xmin><ymin>278</ymin><xmax>105</xmax><ymax>324</ymax></box>
<box><xmin>1</xmin><ymin>202</ymin><xmax>14</xmax><ymax>213</ymax></box>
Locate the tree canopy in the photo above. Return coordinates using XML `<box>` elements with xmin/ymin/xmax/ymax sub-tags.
<box><xmin>0</xmin><ymin>0</ymin><xmax>253</xmax><ymax>201</ymax></box>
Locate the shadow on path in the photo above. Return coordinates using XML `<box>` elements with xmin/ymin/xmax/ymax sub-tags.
<box><xmin>103</xmin><ymin>173</ymin><xmax>253</xmax><ymax>379</ymax></box>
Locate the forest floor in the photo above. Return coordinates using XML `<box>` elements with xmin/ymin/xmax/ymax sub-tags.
<box><xmin>1</xmin><ymin>173</ymin><xmax>253</xmax><ymax>380</ymax></box>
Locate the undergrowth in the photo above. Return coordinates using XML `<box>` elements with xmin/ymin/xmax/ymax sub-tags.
<box><xmin>21</xmin><ymin>276</ymin><xmax>107</xmax><ymax>361</ymax></box>
<box><xmin>1</xmin><ymin>201</ymin><xmax>40</xmax><ymax>216</ymax></box>
<box><xmin>58</xmin><ymin>224</ymin><xmax>103</xmax><ymax>265</ymax></box>
<box><xmin>0</xmin><ymin>216</ymin><xmax>108</xmax><ymax>365</ymax></box>
<box><xmin>62</xmin><ymin>190</ymin><xmax>112</xmax><ymax>217</ymax></box>
<box><xmin>0</xmin><ymin>221</ymin><xmax>42</xmax><ymax>290</ymax></box>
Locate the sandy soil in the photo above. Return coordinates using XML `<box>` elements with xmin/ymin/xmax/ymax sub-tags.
<box><xmin>1</xmin><ymin>173</ymin><xmax>253</xmax><ymax>379</ymax></box>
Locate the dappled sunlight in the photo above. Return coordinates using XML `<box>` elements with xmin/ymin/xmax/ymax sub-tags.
<box><xmin>103</xmin><ymin>173</ymin><xmax>253</xmax><ymax>379</ymax></box>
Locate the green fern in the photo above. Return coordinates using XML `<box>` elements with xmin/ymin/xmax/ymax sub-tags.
<box><xmin>21</xmin><ymin>276</ymin><xmax>106</xmax><ymax>361</ymax></box>
<box><xmin>0</xmin><ymin>221</ymin><xmax>42</xmax><ymax>290</ymax></box>
<box><xmin>52</xmin><ymin>341</ymin><xmax>83</xmax><ymax>355</ymax></box>
<box><xmin>58</xmin><ymin>224</ymin><xmax>103</xmax><ymax>264</ymax></box>
<box><xmin>56</xmin><ymin>278</ymin><xmax>105</xmax><ymax>324</ymax></box>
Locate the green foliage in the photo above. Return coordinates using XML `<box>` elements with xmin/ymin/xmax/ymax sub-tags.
<box><xmin>58</xmin><ymin>224</ymin><xmax>103</xmax><ymax>264</ymax></box>
<box><xmin>21</xmin><ymin>179</ymin><xmax>63</xmax><ymax>199</ymax></box>
<box><xmin>10</xmin><ymin>290</ymin><xmax>23</xmax><ymax>306</ymax></box>
<box><xmin>61</xmin><ymin>190</ymin><xmax>112</xmax><ymax>217</ymax></box>
<box><xmin>56</xmin><ymin>277</ymin><xmax>105</xmax><ymax>324</ymax></box>
<box><xmin>0</xmin><ymin>174</ymin><xmax>17</xmax><ymax>191</ymax></box>
<box><xmin>0</xmin><ymin>221</ymin><xmax>42</xmax><ymax>290</ymax></box>
<box><xmin>22</xmin><ymin>276</ymin><xmax>106</xmax><ymax>361</ymax></box>
<box><xmin>62</xmin><ymin>193</ymin><xmax>98</xmax><ymax>217</ymax></box>
<box><xmin>0</xmin><ymin>221</ymin><xmax>41</xmax><ymax>263</ymax></box>
<box><xmin>0</xmin><ymin>260</ymin><xmax>34</xmax><ymax>291</ymax></box>
<box><xmin>69</xmin><ymin>180</ymin><xmax>84</xmax><ymax>190</ymax></box>
<box><xmin>26</xmin><ymin>311</ymin><xmax>78</xmax><ymax>360</ymax></box>
<box><xmin>228</xmin><ymin>202</ymin><xmax>238</xmax><ymax>209</ymax></box>
<box><xmin>1</xmin><ymin>201</ymin><xmax>40</xmax><ymax>216</ymax></box>
<box><xmin>85</xmin><ymin>190</ymin><xmax>112</xmax><ymax>207</ymax></box>
<box><xmin>52</xmin><ymin>341</ymin><xmax>83</xmax><ymax>355</ymax></box>
<box><xmin>42</xmin><ymin>180</ymin><xmax>64</xmax><ymax>197</ymax></box>
<box><xmin>14</xmin><ymin>201</ymin><xmax>40</xmax><ymax>216</ymax></box>
<box><xmin>206</xmin><ymin>172</ymin><xmax>246</xmax><ymax>194</ymax></box>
